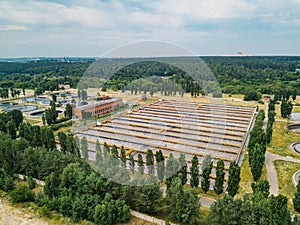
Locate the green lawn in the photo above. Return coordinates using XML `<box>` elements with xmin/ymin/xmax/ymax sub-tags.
<box><xmin>293</xmin><ymin>105</ymin><xmax>300</xmax><ymax>113</ymax></box>
<box><xmin>268</xmin><ymin>121</ymin><xmax>300</xmax><ymax>158</ymax></box>
<box><xmin>237</xmin><ymin>152</ymin><xmax>268</xmax><ymax>199</ymax></box>
<box><xmin>274</xmin><ymin>160</ymin><xmax>300</xmax><ymax>211</ymax></box>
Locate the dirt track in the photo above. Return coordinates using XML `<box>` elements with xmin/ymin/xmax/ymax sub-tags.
<box><xmin>0</xmin><ymin>199</ymin><xmax>52</xmax><ymax>225</ymax></box>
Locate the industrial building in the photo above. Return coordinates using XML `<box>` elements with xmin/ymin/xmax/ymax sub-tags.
<box><xmin>73</xmin><ymin>97</ymin><xmax>122</xmax><ymax>119</ymax></box>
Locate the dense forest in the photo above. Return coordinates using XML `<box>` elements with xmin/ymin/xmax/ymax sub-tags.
<box><xmin>0</xmin><ymin>56</ymin><xmax>299</xmax><ymax>98</ymax></box>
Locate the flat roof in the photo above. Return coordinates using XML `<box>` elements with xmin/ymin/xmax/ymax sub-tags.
<box><xmin>75</xmin><ymin>97</ymin><xmax>122</xmax><ymax>111</ymax></box>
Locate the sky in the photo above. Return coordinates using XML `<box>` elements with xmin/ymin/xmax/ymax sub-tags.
<box><xmin>0</xmin><ymin>0</ymin><xmax>300</xmax><ymax>57</ymax></box>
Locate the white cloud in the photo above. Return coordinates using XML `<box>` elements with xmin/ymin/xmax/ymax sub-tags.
<box><xmin>0</xmin><ymin>0</ymin><xmax>300</xmax><ymax>56</ymax></box>
<box><xmin>0</xmin><ymin>25</ymin><xmax>28</xmax><ymax>31</ymax></box>
<box><xmin>0</xmin><ymin>0</ymin><xmax>114</xmax><ymax>30</ymax></box>
<box><xmin>153</xmin><ymin>0</ymin><xmax>257</xmax><ymax>21</ymax></box>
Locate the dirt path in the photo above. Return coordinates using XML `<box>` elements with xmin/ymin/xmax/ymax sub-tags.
<box><xmin>262</xmin><ymin>103</ymin><xmax>269</xmax><ymax>132</ymax></box>
<box><xmin>0</xmin><ymin>199</ymin><xmax>52</xmax><ymax>225</ymax></box>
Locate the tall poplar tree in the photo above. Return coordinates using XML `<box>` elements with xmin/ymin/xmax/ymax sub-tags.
<box><xmin>178</xmin><ymin>153</ymin><xmax>187</xmax><ymax>185</ymax></box>
<box><xmin>165</xmin><ymin>153</ymin><xmax>180</xmax><ymax>189</ymax></box>
<box><xmin>250</xmin><ymin>143</ymin><xmax>265</xmax><ymax>182</ymax></box>
<box><xmin>129</xmin><ymin>154</ymin><xmax>135</xmax><ymax>173</ymax></box>
<box><xmin>214</xmin><ymin>160</ymin><xmax>225</xmax><ymax>195</ymax></box>
<box><xmin>95</xmin><ymin>140</ymin><xmax>102</xmax><ymax>165</ymax></box>
<box><xmin>80</xmin><ymin>136</ymin><xmax>88</xmax><ymax>159</ymax></box>
<box><xmin>294</xmin><ymin>180</ymin><xmax>300</xmax><ymax>213</ymax></box>
<box><xmin>155</xmin><ymin>150</ymin><xmax>165</xmax><ymax>181</ymax></box>
<box><xmin>227</xmin><ymin>161</ymin><xmax>241</xmax><ymax>197</ymax></box>
<box><xmin>146</xmin><ymin>149</ymin><xmax>154</xmax><ymax>175</ymax></box>
<box><xmin>120</xmin><ymin>146</ymin><xmax>126</xmax><ymax>165</ymax></box>
<box><xmin>190</xmin><ymin>154</ymin><xmax>199</xmax><ymax>188</ymax></box>
<box><xmin>138</xmin><ymin>154</ymin><xmax>144</xmax><ymax>174</ymax></box>
<box><xmin>201</xmin><ymin>155</ymin><xmax>213</xmax><ymax>194</ymax></box>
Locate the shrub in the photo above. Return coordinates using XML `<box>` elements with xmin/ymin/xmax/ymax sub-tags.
<box><xmin>3</xmin><ymin>176</ymin><xmax>15</xmax><ymax>192</ymax></box>
<box><xmin>36</xmin><ymin>191</ymin><xmax>49</xmax><ymax>207</ymax></box>
<box><xmin>0</xmin><ymin>169</ymin><xmax>15</xmax><ymax>192</ymax></box>
<box><xmin>28</xmin><ymin>176</ymin><xmax>36</xmax><ymax>189</ymax></box>
<box><xmin>39</xmin><ymin>205</ymin><xmax>50</xmax><ymax>218</ymax></box>
<box><xmin>244</xmin><ymin>90</ymin><xmax>261</xmax><ymax>101</ymax></box>
<box><xmin>9</xmin><ymin>185</ymin><xmax>35</xmax><ymax>203</ymax></box>
<box><xmin>50</xmin><ymin>121</ymin><xmax>72</xmax><ymax>131</ymax></box>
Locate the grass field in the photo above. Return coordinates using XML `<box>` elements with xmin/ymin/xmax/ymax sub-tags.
<box><xmin>293</xmin><ymin>105</ymin><xmax>300</xmax><ymax>113</ymax></box>
<box><xmin>268</xmin><ymin>121</ymin><xmax>300</xmax><ymax>158</ymax></box>
<box><xmin>274</xmin><ymin>160</ymin><xmax>300</xmax><ymax>211</ymax></box>
<box><xmin>237</xmin><ymin>152</ymin><xmax>268</xmax><ymax>199</ymax></box>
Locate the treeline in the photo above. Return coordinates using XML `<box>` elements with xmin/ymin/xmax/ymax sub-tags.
<box><xmin>207</xmin><ymin>182</ymin><xmax>294</xmax><ymax>225</ymax></box>
<box><xmin>86</xmin><ymin>141</ymin><xmax>241</xmax><ymax>197</ymax></box>
<box><xmin>0</xmin><ymin>109</ymin><xmax>132</xmax><ymax>224</ymax></box>
<box><xmin>102</xmin><ymin>56</ymin><xmax>300</xmax><ymax>97</ymax></box>
<box><xmin>0</xmin><ymin>60</ymin><xmax>91</xmax><ymax>92</ymax></box>
<box><xmin>248</xmin><ymin>101</ymin><xmax>275</xmax><ymax>183</ymax></box>
<box><xmin>1</xmin><ymin>56</ymin><xmax>299</xmax><ymax>98</ymax></box>
<box><xmin>206</xmin><ymin>56</ymin><xmax>300</xmax><ymax>96</ymax></box>
<box><xmin>80</xmin><ymin>139</ymin><xmax>242</xmax><ymax>223</ymax></box>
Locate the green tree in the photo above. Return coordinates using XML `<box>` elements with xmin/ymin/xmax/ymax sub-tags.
<box><xmin>7</xmin><ymin>109</ymin><xmax>23</xmax><ymax>129</ymax></box>
<box><xmin>111</xmin><ymin>145</ymin><xmax>118</xmax><ymax>158</ymax></box>
<box><xmin>167</xmin><ymin>177</ymin><xmax>200</xmax><ymax>224</ymax></box>
<box><xmin>178</xmin><ymin>153</ymin><xmax>187</xmax><ymax>185</ymax></box>
<box><xmin>120</xmin><ymin>146</ymin><xmax>126</xmax><ymax>165</ymax></box>
<box><xmin>190</xmin><ymin>154</ymin><xmax>199</xmax><ymax>188</ymax></box>
<box><xmin>0</xmin><ymin>119</ymin><xmax>7</xmax><ymax>133</ymax></box>
<box><xmin>155</xmin><ymin>150</ymin><xmax>165</xmax><ymax>181</ymax></box>
<box><xmin>201</xmin><ymin>155</ymin><xmax>213</xmax><ymax>194</ymax></box>
<box><xmin>281</xmin><ymin>99</ymin><xmax>293</xmax><ymax>118</ymax></box>
<box><xmin>207</xmin><ymin>194</ymin><xmax>242</xmax><ymax>225</ymax></box>
<box><xmin>58</xmin><ymin>132</ymin><xmax>68</xmax><ymax>153</ymax></box>
<box><xmin>214</xmin><ymin>160</ymin><xmax>225</xmax><ymax>195</ymax></box>
<box><xmin>2</xmin><ymin>175</ymin><xmax>15</xmax><ymax>192</ymax></box>
<box><xmin>95</xmin><ymin>140</ymin><xmax>102</xmax><ymax>165</ymax></box>
<box><xmin>250</xmin><ymin>143</ymin><xmax>265</xmax><ymax>182</ymax></box>
<box><xmin>146</xmin><ymin>149</ymin><xmax>154</xmax><ymax>175</ymax></box>
<box><xmin>129</xmin><ymin>154</ymin><xmax>135</xmax><ymax>173</ymax></box>
<box><xmin>294</xmin><ymin>180</ymin><xmax>300</xmax><ymax>213</ymax></box>
<box><xmin>52</xmin><ymin>94</ymin><xmax>57</xmax><ymax>102</ymax></box>
<box><xmin>80</xmin><ymin>136</ymin><xmax>89</xmax><ymax>159</ymax></box>
<box><xmin>138</xmin><ymin>154</ymin><xmax>144</xmax><ymax>174</ymax></box>
<box><xmin>227</xmin><ymin>161</ymin><xmax>241</xmax><ymax>197</ymax></box>
<box><xmin>244</xmin><ymin>90</ymin><xmax>261</xmax><ymax>101</ymax></box>
<box><xmin>134</xmin><ymin>180</ymin><xmax>163</xmax><ymax>214</ymax></box>
<box><xmin>251</xmin><ymin>180</ymin><xmax>270</xmax><ymax>198</ymax></box>
<box><xmin>270</xmin><ymin>194</ymin><xmax>290</xmax><ymax>225</ymax></box>
<box><xmin>103</xmin><ymin>142</ymin><xmax>110</xmax><ymax>157</ymax></box>
<box><xmin>180</xmin><ymin>188</ymin><xmax>201</xmax><ymax>225</ymax></box>
<box><xmin>42</xmin><ymin>113</ymin><xmax>46</xmax><ymax>125</ymax></box>
<box><xmin>45</xmin><ymin>100</ymin><xmax>58</xmax><ymax>125</ymax></box>
<box><xmin>65</xmin><ymin>103</ymin><xmax>73</xmax><ymax>118</ymax></box>
<box><xmin>6</xmin><ymin>120</ymin><xmax>16</xmax><ymax>139</ymax></box>
<box><xmin>167</xmin><ymin>177</ymin><xmax>184</xmax><ymax>219</ymax></box>
<box><xmin>165</xmin><ymin>153</ymin><xmax>180</xmax><ymax>189</ymax></box>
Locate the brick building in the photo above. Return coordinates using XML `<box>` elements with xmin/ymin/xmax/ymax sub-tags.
<box><xmin>73</xmin><ymin>98</ymin><xmax>122</xmax><ymax>119</ymax></box>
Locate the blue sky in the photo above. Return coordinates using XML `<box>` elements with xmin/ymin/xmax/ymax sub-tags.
<box><xmin>0</xmin><ymin>0</ymin><xmax>300</xmax><ymax>57</ymax></box>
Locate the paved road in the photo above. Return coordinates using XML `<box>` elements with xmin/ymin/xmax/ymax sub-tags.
<box><xmin>265</xmin><ymin>151</ymin><xmax>300</xmax><ymax>195</ymax></box>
